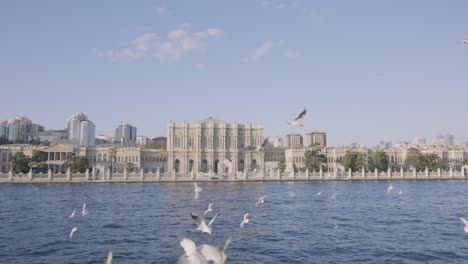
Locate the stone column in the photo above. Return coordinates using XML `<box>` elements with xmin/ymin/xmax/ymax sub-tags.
<box><xmin>400</xmin><ymin>167</ymin><xmax>404</xmax><ymax>179</ymax></box>
<box><xmin>85</xmin><ymin>169</ymin><xmax>89</xmax><ymax>181</ymax></box>
<box><xmin>67</xmin><ymin>167</ymin><xmax>71</xmax><ymax>181</ymax></box>
<box><xmin>388</xmin><ymin>167</ymin><xmax>392</xmax><ymax>179</ymax></box>
<box><xmin>140</xmin><ymin>169</ymin><xmax>144</xmax><ymax>180</ymax></box>
<box><xmin>29</xmin><ymin>168</ymin><xmax>33</xmax><ymax>181</ymax></box>
<box><xmin>306</xmin><ymin>168</ymin><xmax>309</xmax><ymax>180</ymax></box>
<box><xmin>8</xmin><ymin>169</ymin><xmax>12</xmax><ymax>181</ymax></box>
<box><xmin>107</xmin><ymin>168</ymin><xmax>111</xmax><ymax>181</ymax></box>
<box><xmin>362</xmin><ymin>167</ymin><xmax>365</xmax><ymax>179</ymax></box>
<box><xmin>277</xmin><ymin>168</ymin><xmax>281</xmax><ymax>180</ymax></box>
<box><xmin>348</xmin><ymin>168</ymin><xmax>352</xmax><ymax>179</ymax></box>
<box><xmin>374</xmin><ymin>168</ymin><xmax>378</xmax><ymax>179</ymax></box>
<box><xmin>425</xmin><ymin>166</ymin><xmax>429</xmax><ymax>178</ymax></box>
<box><xmin>319</xmin><ymin>167</ymin><xmax>323</xmax><ymax>180</ymax></box>
<box><xmin>157</xmin><ymin>167</ymin><xmax>160</xmax><ymax>180</ymax></box>
<box><xmin>450</xmin><ymin>167</ymin><xmax>453</xmax><ymax>178</ymax></box>
<box><xmin>48</xmin><ymin>169</ymin><xmax>52</xmax><ymax>181</ymax></box>
<box><xmin>437</xmin><ymin>167</ymin><xmax>441</xmax><ymax>178</ymax></box>
<box><xmin>124</xmin><ymin>167</ymin><xmax>128</xmax><ymax>180</ymax></box>
<box><xmin>173</xmin><ymin>169</ymin><xmax>177</xmax><ymax>180</ymax></box>
<box><xmin>413</xmin><ymin>168</ymin><xmax>416</xmax><ymax>178</ymax></box>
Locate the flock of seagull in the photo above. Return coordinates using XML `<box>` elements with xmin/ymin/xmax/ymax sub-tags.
<box><xmin>179</xmin><ymin>183</ymin><xmax>267</xmax><ymax>264</ymax></box>
<box><xmin>68</xmin><ymin>203</ymin><xmax>113</xmax><ymax>264</ymax></box>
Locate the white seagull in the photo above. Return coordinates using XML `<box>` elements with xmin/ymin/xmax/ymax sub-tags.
<box><xmin>69</xmin><ymin>210</ymin><xmax>76</xmax><ymax>219</ymax></box>
<box><xmin>106</xmin><ymin>249</ymin><xmax>113</xmax><ymax>264</ymax></box>
<box><xmin>256</xmin><ymin>138</ymin><xmax>269</xmax><ymax>152</ymax></box>
<box><xmin>288</xmin><ymin>108</ymin><xmax>307</xmax><ymax>127</ymax></box>
<box><xmin>240</xmin><ymin>213</ymin><xmax>250</xmax><ymax>229</ymax></box>
<box><xmin>460</xmin><ymin>217</ymin><xmax>468</xmax><ymax>233</ymax></box>
<box><xmin>198</xmin><ymin>238</ymin><xmax>231</xmax><ymax>264</ymax></box>
<box><xmin>178</xmin><ymin>238</ymin><xmax>207</xmax><ymax>264</ymax></box>
<box><xmin>82</xmin><ymin>203</ymin><xmax>88</xmax><ymax>216</ymax></box>
<box><xmin>386</xmin><ymin>183</ymin><xmax>394</xmax><ymax>195</ymax></box>
<box><xmin>316</xmin><ymin>192</ymin><xmax>322</xmax><ymax>196</ymax></box>
<box><xmin>204</xmin><ymin>203</ymin><xmax>213</xmax><ymax>216</ymax></box>
<box><xmin>398</xmin><ymin>189</ymin><xmax>403</xmax><ymax>195</ymax></box>
<box><xmin>194</xmin><ymin>183</ymin><xmax>202</xmax><ymax>200</ymax></box>
<box><xmin>69</xmin><ymin>226</ymin><xmax>78</xmax><ymax>239</ymax></box>
<box><xmin>190</xmin><ymin>210</ymin><xmax>223</xmax><ymax>235</ymax></box>
<box><xmin>255</xmin><ymin>195</ymin><xmax>266</xmax><ymax>206</ymax></box>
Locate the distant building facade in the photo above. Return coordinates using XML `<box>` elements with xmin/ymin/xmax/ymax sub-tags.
<box><xmin>306</xmin><ymin>130</ymin><xmax>327</xmax><ymax>148</ymax></box>
<box><xmin>66</xmin><ymin>113</ymin><xmax>95</xmax><ymax>147</ymax></box>
<box><xmin>167</xmin><ymin>118</ymin><xmax>264</xmax><ymax>174</ymax></box>
<box><xmin>0</xmin><ymin>116</ymin><xmax>44</xmax><ymax>143</ymax></box>
<box><xmin>284</xmin><ymin>134</ymin><xmax>303</xmax><ymax>149</ymax></box>
<box><xmin>114</xmin><ymin>123</ymin><xmax>137</xmax><ymax>146</ymax></box>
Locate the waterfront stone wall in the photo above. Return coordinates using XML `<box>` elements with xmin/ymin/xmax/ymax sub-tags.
<box><xmin>1</xmin><ymin>166</ymin><xmax>466</xmax><ymax>183</ymax></box>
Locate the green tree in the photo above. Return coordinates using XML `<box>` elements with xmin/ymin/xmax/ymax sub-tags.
<box><xmin>464</xmin><ymin>159</ymin><xmax>468</xmax><ymax>166</ymax></box>
<box><xmin>370</xmin><ymin>151</ymin><xmax>389</xmax><ymax>172</ymax></box>
<box><xmin>342</xmin><ymin>152</ymin><xmax>358</xmax><ymax>172</ymax></box>
<box><xmin>160</xmin><ymin>147</ymin><xmax>167</xmax><ymax>173</ymax></box>
<box><xmin>125</xmin><ymin>162</ymin><xmax>133</xmax><ymax>172</ymax></box>
<box><xmin>0</xmin><ymin>138</ymin><xmax>12</xmax><ymax>145</ymax></box>
<box><xmin>277</xmin><ymin>157</ymin><xmax>286</xmax><ymax>173</ymax></box>
<box><xmin>404</xmin><ymin>148</ymin><xmax>421</xmax><ymax>170</ymax></box>
<box><xmin>304</xmin><ymin>149</ymin><xmax>327</xmax><ymax>172</ymax></box>
<box><xmin>31</xmin><ymin>150</ymin><xmax>48</xmax><ymax>173</ymax></box>
<box><xmin>11</xmin><ymin>152</ymin><xmax>31</xmax><ymax>174</ymax></box>
<box><xmin>419</xmin><ymin>153</ymin><xmax>444</xmax><ymax>171</ymax></box>
<box><xmin>70</xmin><ymin>156</ymin><xmax>90</xmax><ymax>173</ymax></box>
<box><xmin>108</xmin><ymin>148</ymin><xmax>117</xmax><ymax>173</ymax></box>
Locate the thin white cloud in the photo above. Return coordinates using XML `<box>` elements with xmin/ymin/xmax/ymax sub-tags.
<box><xmin>95</xmin><ymin>27</ymin><xmax>223</xmax><ymax>63</ymax></box>
<box><xmin>95</xmin><ymin>33</ymin><xmax>159</xmax><ymax>61</ymax></box>
<box><xmin>252</xmin><ymin>41</ymin><xmax>273</xmax><ymax>59</ymax></box>
<box><xmin>156</xmin><ymin>7</ymin><xmax>170</xmax><ymax>17</ymax></box>
<box><xmin>154</xmin><ymin>28</ymin><xmax>224</xmax><ymax>63</ymax></box>
<box><xmin>286</xmin><ymin>50</ymin><xmax>300</xmax><ymax>59</ymax></box>
<box><xmin>261</xmin><ymin>0</ymin><xmax>296</xmax><ymax>9</ymax></box>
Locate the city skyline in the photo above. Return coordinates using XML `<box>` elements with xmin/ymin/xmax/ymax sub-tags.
<box><xmin>1</xmin><ymin>1</ymin><xmax>467</xmax><ymax>145</ymax></box>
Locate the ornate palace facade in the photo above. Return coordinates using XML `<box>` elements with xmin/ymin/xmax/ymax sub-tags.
<box><xmin>167</xmin><ymin>118</ymin><xmax>265</xmax><ymax>174</ymax></box>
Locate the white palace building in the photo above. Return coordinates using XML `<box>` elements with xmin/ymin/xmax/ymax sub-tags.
<box><xmin>167</xmin><ymin>117</ymin><xmax>265</xmax><ymax>175</ymax></box>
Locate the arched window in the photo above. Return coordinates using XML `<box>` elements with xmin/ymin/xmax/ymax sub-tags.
<box><xmin>252</xmin><ymin>159</ymin><xmax>257</xmax><ymax>171</ymax></box>
<box><xmin>103</xmin><ymin>154</ymin><xmax>107</xmax><ymax>162</ymax></box>
<box><xmin>97</xmin><ymin>154</ymin><xmax>102</xmax><ymax>162</ymax></box>
<box><xmin>239</xmin><ymin>159</ymin><xmax>245</xmax><ymax>172</ymax></box>
<box><xmin>189</xmin><ymin>159</ymin><xmax>194</xmax><ymax>172</ymax></box>
<box><xmin>214</xmin><ymin>159</ymin><xmax>219</xmax><ymax>173</ymax></box>
<box><xmin>175</xmin><ymin>159</ymin><xmax>180</xmax><ymax>173</ymax></box>
<box><xmin>202</xmin><ymin>159</ymin><xmax>208</xmax><ymax>173</ymax></box>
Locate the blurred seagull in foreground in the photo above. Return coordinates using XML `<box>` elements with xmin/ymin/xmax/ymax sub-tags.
<box><xmin>386</xmin><ymin>183</ymin><xmax>394</xmax><ymax>195</ymax></box>
<box><xmin>198</xmin><ymin>238</ymin><xmax>231</xmax><ymax>264</ymax></box>
<box><xmin>463</xmin><ymin>39</ymin><xmax>468</xmax><ymax>45</ymax></box>
<box><xmin>69</xmin><ymin>226</ymin><xmax>78</xmax><ymax>239</ymax></box>
<box><xmin>460</xmin><ymin>217</ymin><xmax>468</xmax><ymax>233</ymax></box>
<box><xmin>82</xmin><ymin>203</ymin><xmax>88</xmax><ymax>216</ymax></box>
<box><xmin>256</xmin><ymin>138</ymin><xmax>269</xmax><ymax>152</ymax></box>
<box><xmin>178</xmin><ymin>238</ymin><xmax>207</xmax><ymax>264</ymax></box>
<box><xmin>240</xmin><ymin>213</ymin><xmax>250</xmax><ymax>229</ymax></box>
<box><xmin>204</xmin><ymin>203</ymin><xmax>213</xmax><ymax>215</ymax></box>
<box><xmin>106</xmin><ymin>249</ymin><xmax>113</xmax><ymax>264</ymax></box>
<box><xmin>69</xmin><ymin>210</ymin><xmax>76</xmax><ymax>219</ymax></box>
<box><xmin>288</xmin><ymin>108</ymin><xmax>307</xmax><ymax>127</ymax></box>
<box><xmin>255</xmin><ymin>195</ymin><xmax>266</xmax><ymax>206</ymax></box>
<box><xmin>191</xmin><ymin>210</ymin><xmax>223</xmax><ymax>235</ymax></box>
<box><xmin>194</xmin><ymin>183</ymin><xmax>202</xmax><ymax>200</ymax></box>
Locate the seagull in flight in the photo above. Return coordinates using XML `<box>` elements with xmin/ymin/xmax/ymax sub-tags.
<box><xmin>386</xmin><ymin>183</ymin><xmax>394</xmax><ymax>195</ymax></box>
<box><xmin>69</xmin><ymin>210</ymin><xmax>76</xmax><ymax>219</ymax></box>
<box><xmin>106</xmin><ymin>249</ymin><xmax>113</xmax><ymax>264</ymax></box>
<box><xmin>82</xmin><ymin>203</ymin><xmax>88</xmax><ymax>216</ymax></box>
<box><xmin>204</xmin><ymin>203</ymin><xmax>213</xmax><ymax>216</ymax></box>
<box><xmin>256</xmin><ymin>138</ymin><xmax>269</xmax><ymax>152</ymax></box>
<box><xmin>194</xmin><ymin>183</ymin><xmax>202</xmax><ymax>200</ymax></box>
<box><xmin>255</xmin><ymin>195</ymin><xmax>266</xmax><ymax>206</ymax></box>
<box><xmin>69</xmin><ymin>226</ymin><xmax>78</xmax><ymax>239</ymax></box>
<box><xmin>463</xmin><ymin>39</ymin><xmax>468</xmax><ymax>45</ymax></box>
<box><xmin>288</xmin><ymin>108</ymin><xmax>307</xmax><ymax>127</ymax></box>
<box><xmin>198</xmin><ymin>238</ymin><xmax>231</xmax><ymax>264</ymax></box>
<box><xmin>460</xmin><ymin>217</ymin><xmax>468</xmax><ymax>233</ymax></box>
<box><xmin>191</xmin><ymin>210</ymin><xmax>223</xmax><ymax>235</ymax></box>
<box><xmin>398</xmin><ymin>189</ymin><xmax>403</xmax><ymax>195</ymax></box>
<box><xmin>240</xmin><ymin>213</ymin><xmax>250</xmax><ymax>229</ymax></box>
<box><xmin>178</xmin><ymin>238</ymin><xmax>207</xmax><ymax>264</ymax></box>
<box><xmin>316</xmin><ymin>192</ymin><xmax>322</xmax><ymax>196</ymax></box>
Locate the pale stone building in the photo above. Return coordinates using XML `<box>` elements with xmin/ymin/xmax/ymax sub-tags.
<box><xmin>284</xmin><ymin>134</ymin><xmax>303</xmax><ymax>149</ymax></box>
<box><xmin>306</xmin><ymin>130</ymin><xmax>327</xmax><ymax>148</ymax></box>
<box><xmin>167</xmin><ymin>118</ymin><xmax>264</xmax><ymax>174</ymax></box>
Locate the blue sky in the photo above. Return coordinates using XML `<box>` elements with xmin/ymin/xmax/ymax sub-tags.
<box><xmin>1</xmin><ymin>0</ymin><xmax>467</xmax><ymax>146</ymax></box>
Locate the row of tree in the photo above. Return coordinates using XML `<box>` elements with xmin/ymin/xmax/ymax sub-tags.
<box><xmin>277</xmin><ymin>148</ymin><xmax>457</xmax><ymax>173</ymax></box>
<box><xmin>10</xmin><ymin>151</ymin><xmax>89</xmax><ymax>174</ymax></box>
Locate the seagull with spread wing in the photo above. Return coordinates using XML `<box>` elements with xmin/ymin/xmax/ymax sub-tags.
<box><xmin>463</xmin><ymin>39</ymin><xmax>468</xmax><ymax>45</ymax></box>
<box><xmin>240</xmin><ymin>213</ymin><xmax>250</xmax><ymax>229</ymax></box>
<box><xmin>288</xmin><ymin>108</ymin><xmax>307</xmax><ymax>127</ymax></box>
<box><xmin>178</xmin><ymin>238</ymin><xmax>207</xmax><ymax>264</ymax></box>
<box><xmin>198</xmin><ymin>238</ymin><xmax>231</xmax><ymax>264</ymax></box>
<box><xmin>190</xmin><ymin>210</ymin><xmax>223</xmax><ymax>235</ymax></box>
<box><xmin>256</xmin><ymin>138</ymin><xmax>269</xmax><ymax>152</ymax></box>
<box><xmin>460</xmin><ymin>217</ymin><xmax>468</xmax><ymax>233</ymax></box>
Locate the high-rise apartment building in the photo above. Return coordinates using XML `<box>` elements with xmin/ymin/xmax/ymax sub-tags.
<box><xmin>0</xmin><ymin>116</ymin><xmax>44</xmax><ymax>143</ymax></box>
<box><xmin>66</xmin><ymin>112</ymin><xmax>95</xmax><ymax>146</ymax></box>
<box><xmin>114</xmin><ymin>123</ymin><xmax>137</xmax><ymax>146</ymax></box>
<box><xmin>306</xmin><ymin>130</ymin><xmax>327</xmax><ymax>148</ymax></box>
<box><xmin>284</xmin><ymin>134</ymin><xmax>303</xmax><ymax>149</ymax></box>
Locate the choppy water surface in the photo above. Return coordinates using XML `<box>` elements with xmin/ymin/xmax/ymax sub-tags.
<box><xmin>1</xmin><ymin>181</ymin><xmax>468</xmax><ymax>263</ymax></box>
